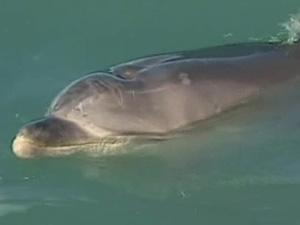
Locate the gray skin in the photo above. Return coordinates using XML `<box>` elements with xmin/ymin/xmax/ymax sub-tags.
<box><xmin>12</xmin><ymin>41</ymin><xmax>300</xmax><ymax>158</ymax></box>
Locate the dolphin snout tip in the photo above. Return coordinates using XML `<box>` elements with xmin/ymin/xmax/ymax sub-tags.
<box><xmin>12</xmin><ymin>134</ymin><xmax>38</xmax><ymax>159</ymax></box>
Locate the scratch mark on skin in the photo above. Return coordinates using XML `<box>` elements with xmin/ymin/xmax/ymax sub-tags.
<box><xmin>77</xmin><ymin>102</ymin><xmax>84</xmax><ymax>114</ymax></box>
<box><xmin>126</xmin><ymin>86</ymin><xmax>171</xmax><ymax>95</ymax></box>
<box><xmin>129</xmin><ymin>90</ymin><xmax>136</xmax><ymax>99</ymax></box>
<box><xmin>116</xmin><ymin>87</ymin><xmax>124</xmax><ymax>107</ymax></box>
<box><xmin>179</xmin><ymin>73</ymin><xmax>191</xmax><ymax>85</ymax></box>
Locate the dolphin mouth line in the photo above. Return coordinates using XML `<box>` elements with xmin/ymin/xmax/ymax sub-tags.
<box><xmin>12</xmin><ymin>135</ymin><xmax>131</xmax><ymax>158</ymax></box>
<box><xmin>14</xmin><ymin>136</ymin><xmax>94</xmax><ymax>148</ymax></box>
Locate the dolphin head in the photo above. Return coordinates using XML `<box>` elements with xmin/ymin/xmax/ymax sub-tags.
<box><xmin>12</xmin><ymin>116</ymin><xmax>99</xmax><ymax>158</ymax></box>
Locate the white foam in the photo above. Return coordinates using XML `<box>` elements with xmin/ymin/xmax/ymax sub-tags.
<box><xmin>281</xmin><ymin>13</ymin><xmax>300</xmax><ymax>44</ymax></box>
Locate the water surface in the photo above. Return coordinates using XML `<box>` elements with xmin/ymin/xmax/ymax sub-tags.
<box><xmin>1</xmin><ymin>0</ymin><xmax>300</xmax><ymax>224</ymax></box>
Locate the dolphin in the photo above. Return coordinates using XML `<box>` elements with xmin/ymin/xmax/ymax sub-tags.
<box><xmin>12</xmin><ymin>41</ymin><xmax>300</xmax><ymax>158</ymax></box>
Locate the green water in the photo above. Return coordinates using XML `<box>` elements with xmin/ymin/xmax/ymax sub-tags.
<box><xmin>1</xmin><ymin>0</ymin><xmax>300</xmax><ymax>224</ymax></box>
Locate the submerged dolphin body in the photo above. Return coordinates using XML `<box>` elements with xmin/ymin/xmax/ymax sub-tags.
<box><xmin>12</xmin><ymin>41</ymin><xmax>300</xmax><ymax>158</ymax></box>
